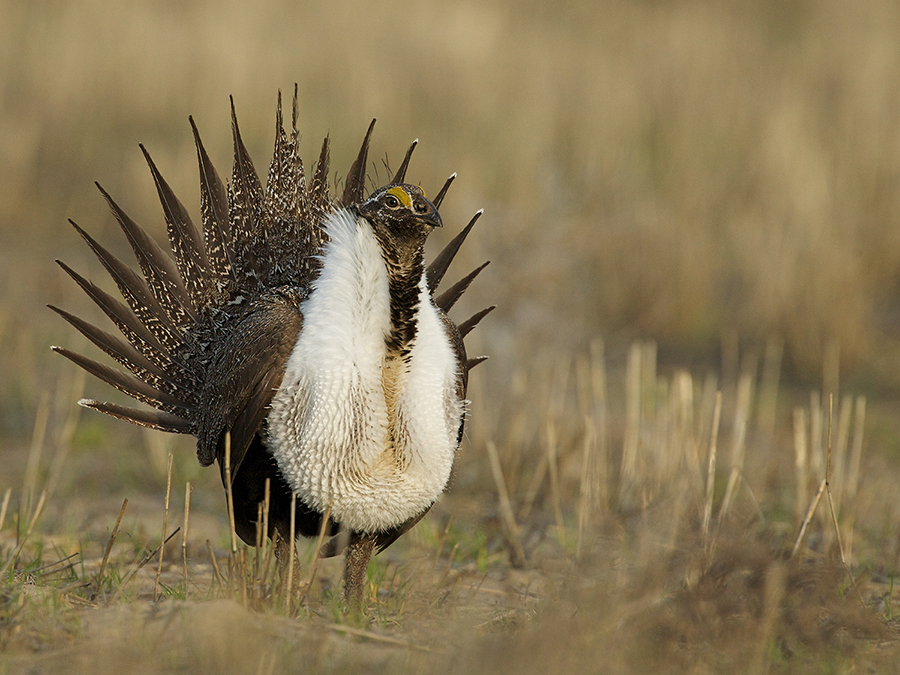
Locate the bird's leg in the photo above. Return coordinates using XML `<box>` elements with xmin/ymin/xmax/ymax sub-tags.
<box><xmin>273</xmin><ymin>528</ymin><xmax>303</xmax><ymax>599</ymax></box>
<box><xmin>342</xmin><ymin>532</ymin><xmax>376</xmax><ymax>607</ymax></box>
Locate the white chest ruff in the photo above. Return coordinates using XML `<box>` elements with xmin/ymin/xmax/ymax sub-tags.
<box><xmin>266</xmin><ymin>210</ymin><xmax>463</xmax><ymax>533</ymax></box>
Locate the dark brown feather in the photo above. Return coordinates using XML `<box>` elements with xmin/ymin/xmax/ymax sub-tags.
<box><xmin>341</xmin><ymin>119</ymin><xmax>376</xmax><ymax>205</ymax></box>
<box><xmin>432</xmin><ymin>173</ymin><xmax>456</xmax><ymax>209</ymax></box>
<box><xmin>141</xmin><ymin>144</ymin><xmax>210</xmax><ymax>309</ymax></box>
<box><xmin>95</xmin><ymin>186</ymin><xmax>197</xmax><ymax>328</ymax></box>
<box><xmin>427</xmin><ymin>210</ymin><xmax>483</xmax><ymax>293</ymax></box>
<box><xmin>52</xmin><ymin>346</ymin><xmax>189</xmax><ymax>413</ymax></box>
<box><xmin>62</xmin><ymin>224</ymin><xmax>187</xmax><ymax>364</ymax></box>
<box><xmin>390</xmin><ymin>139</ymin><xmax>417</xmax><ymax>184</ymax></box>
<box><xmin>434</xmin><ymin>261</ymin><xmax>490</xmax><ymax>312</ymax></box>
<box><xmin>467</xmin><ymin>356</ymin><xmax>488</xmax><ymax>370</ymax></box>
<box><xmin>229</xmin><ymin>96</ymin><xmax>266</xmax><ymax>288</ymax></box>
<box><xmin>79</xmin><ymin>398</ymin><xmax>191</xmax><ymax>433</ymax></box>
<box><xmin>190</xmin><ymin>116</ymin><xmax>235</xmax><ymax>290</ymax></box>
<box><xmin>48</xmin><ymin>304</ymin><xmax>193</xmax><ymax>397</ymax></box>
<box><xmin>458</xmin><ymin>305</ymin><xmax>496</xmax><ymax>338</ymax></box>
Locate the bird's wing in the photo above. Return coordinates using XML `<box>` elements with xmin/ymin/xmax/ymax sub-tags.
<box><xmin>194</xmin><ymin>289</ymin><xmax>304</xmax><ymax>481</ymax></box>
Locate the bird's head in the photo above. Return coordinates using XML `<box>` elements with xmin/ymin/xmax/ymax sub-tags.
<box><xmin>357</xmin><ymin>184</ymin><xmax>442</xmax><ymax>248</ymax></box>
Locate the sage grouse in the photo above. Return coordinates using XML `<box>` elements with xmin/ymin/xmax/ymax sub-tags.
<box><xmin>50</xmin><ymin>91</ymin><xmax>491</xmax><ymax>604</ymax></box>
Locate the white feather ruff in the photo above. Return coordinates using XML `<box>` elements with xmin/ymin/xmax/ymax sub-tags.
<box><xmin>266</xmin><ymin>210</ymin><xmax>463</xmax><ymax>533</ymax></box>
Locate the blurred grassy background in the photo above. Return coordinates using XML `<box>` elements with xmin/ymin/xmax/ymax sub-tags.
<box><xmin>5</xmin><ymin>0</ymin><xmax>900</xmax><ymax>671</ymax></box>
<box><xmin>6</xmin><ymin>0</ymin><xmax>900</xmax><ymax>394</ymax></box>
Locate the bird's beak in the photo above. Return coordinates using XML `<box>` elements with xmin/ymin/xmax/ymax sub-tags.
<box><xmin>414</xmin><ymin>195</ymin><xmax>442</xmax><ymax>228</ymax></box>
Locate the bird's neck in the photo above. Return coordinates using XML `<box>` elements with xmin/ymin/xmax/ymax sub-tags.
<box><xmin>378</xmin><ymin>243</ymin><xmax>426</xmax><ymax>355</ymax></box>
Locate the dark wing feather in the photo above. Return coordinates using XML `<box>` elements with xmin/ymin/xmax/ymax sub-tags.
<box><xmin>195</xmin><ymin>290</ymin><xmax>303</xmax><ymax>476</ymax></box>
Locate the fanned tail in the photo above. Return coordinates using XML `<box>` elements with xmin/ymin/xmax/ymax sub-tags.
<box><xmin>53</xmin><ymin>92</ymin><xmax>491</xmax><ymax>444</ymax></box>
<box><xmin>54</xmin><ymin>95</ymin><xmax>335</xmax><ymax>432</ymax></box>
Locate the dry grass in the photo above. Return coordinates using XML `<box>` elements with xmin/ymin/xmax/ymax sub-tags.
<box><xmin>4</xmin><ymin>0</ymin><xmax>900</xmax><ymax>672</ymax></box>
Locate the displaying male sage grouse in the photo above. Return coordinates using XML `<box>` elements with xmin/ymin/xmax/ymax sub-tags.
<box><xmin>50</xmin><ymin>90</ymin><xmax>491</xmax><ymax>604</ymax></box>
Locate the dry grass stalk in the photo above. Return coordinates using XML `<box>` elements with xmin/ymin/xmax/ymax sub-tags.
<box><xmin>544</xmin><ymin>421</ymin><xmax>566</xmax><ymax>549</ymax></box>
<box><xmin>223</xmin><ymin>431</ymin><xmax>239</xmax><ymax>585</ymax></box>
<box><xmin>518</xmin><ymin>453</ymin><xmax>547</xmax><ymax>522</ymax></box>
<box><xmin>284</xmin><ymin>492</ymin><xmax>297</xmax><ymax>611</ymax></box>
<box><xmin>224</xmin><ymin>433</ymin><xmax>237</xmax><ymax>553</ymax></box>
<box><xmin>256</xmin><ymin>651</ymin><xmax>278</xmax><ymax>675</ymax></box>
<box><xmin>1</xmin><ymin>489</ymin><xmax>47</xmax><ymax>574</ymax></box>
<box><xmin>95</xmin><ymin>498</ymin><xmax>128</xmax><ymax>598</ymax></box>
<box><xmin>33</xmin><ymin>551</ymin><xmax>80</xmax><ymax>578</ymax></box>
<box><xmin>576</xmin><ymin>414</ymin><xmax>596</xmax><ymax>560</ymax></box>
<box><xmin>255</xmin><ymin>502</ymin><xmax>264</xmax><ymax>577</ymax></box>
<box><xmin>206</xmin><ymin>539</ymin><xmax>224</xmax><ymax>588</ymax></box>
<box><xmin>843</xmin><ymin>397</ymin><xmax>866</xmax><ymax>560</ymax></box>
<box><xmin>323</xmin><ymin>622</ymin><xmax>431</xmax><ymax>650</ymax></box>
<box><xmin>702</xmin><ymin>391</ymin><xmax>722</xmax><ymax>539</ymax></box>
<box><xmin>486</xmin><ymin>440</ymin><xmax>525</xmax><ymax>566</ymax></box>
<box><xmin>437</xmin><ymin>542</ymin><xmax>460</xmax><ymax>589</ymax></box>
<box><xmin>672</xmin><ymin>370</ymin><xmax>695</xmax><ymax>474</ymax></box>
<box><xmin>590</xmin><ymin>338</ymin><xmax>609</xmax><ymax>511</ymax></box>
<box><xmin>520</xmin><ymin>355</ymin><xmax>572</xmax><ymax>522</ymax></box>
<box><xmin>299</xmin><ymin>503</ymin><xmax>332</xmax><ymax>605</ymax></box>
<box><xmin>432</xmin><ymin>516</ymin><xmax>454</xmax><ymax>575</ymax></box>
<box><xmin>620</xmin><ymin>343</ymin><xmax>642</xmax><ymax>507</ymax></box>
<box><xmin>831</xmin><ymin>395</ymin><xmax>853</xmax><ymax>517</ymax></box>
<box><xmin>154</xmin><ymin>452</ymin><xmax>174</xmax><ymax>601</ymax></box>
<box><xmin>22</xmin><ymin>391</ymin><xmax>50</xmax><ymax>517</ymax></box>
<box><xmin>809</xmin><ymin>391</ymin><xmax>824</xmax><ymax>487</ymax></box>
<box><xmin>0</xmin><ymin>487</ymin><xmax>11</xmax><ymax>533</ymax></box>
<box><xmin>823</xmin><ymin>395</ymin><xmax>865</xmax><ymax>608</ymax></box>
<box><xmin>718</xmin><ymin>372</ymin><xmax>752</xmax><ymax>523</ymax></box>
<box><xmin>791</xmin><ymin>477</ymin><xmax>826</xmax><ymax>559</ymax></box>
<box><xmin>182</xmin><ymin>481</ymin><xmax>191</xmax><ymax>592</ymax></box>
<box><xmin>793</xmin><ymin>407</ymin><xmax>809</xmax><ymax>519</ymax></box>
<box><xmin>238</xmin><ymin>547</ymin><xmax>249</xmax><ymax>605</ymax></box>
<box><xmin>260</xmin><ymin>477</ymin><xmax>272</xmax><ymax>584</ymax></box>
<box><xmin>641</xmin><ymin>341</ymin><xmax>657</xmax><ymax>426</ymax></box>
<box><xmin>823</xmin><ymin>338</ymin><xmax>840</xmax><ymax>405</ymax></box>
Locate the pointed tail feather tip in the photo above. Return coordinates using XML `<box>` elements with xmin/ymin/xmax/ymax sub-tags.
<box><xmin>467</xmin><ymin>356</ymin><xmax>488</xmax><ymax>370</ymax></box>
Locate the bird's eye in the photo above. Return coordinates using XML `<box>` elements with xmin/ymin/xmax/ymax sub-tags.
<box><xmin>384</xmin><ymin>195</ymin><xmax>401</xmax><ymax>208</ymax></box>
